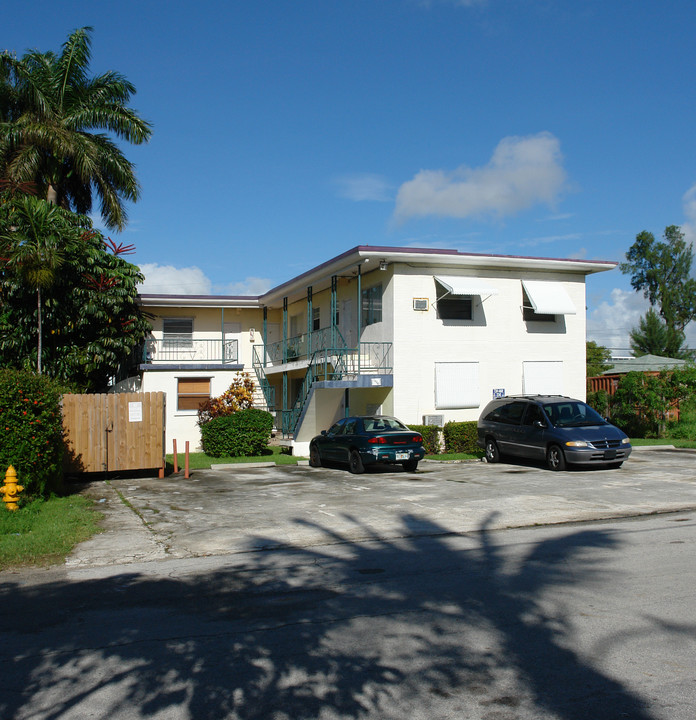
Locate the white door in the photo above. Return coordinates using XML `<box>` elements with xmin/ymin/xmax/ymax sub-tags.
<box><xmin>340</xmin><ymin>299</ymin><xmax>355</xmax><ymax>347</ymax></box>
<box><xmin>223</xmin><ymin>322</ymin><xmax>241</xmax><ymax>363</ymax></box>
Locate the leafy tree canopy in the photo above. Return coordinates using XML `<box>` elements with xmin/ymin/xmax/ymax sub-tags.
<box><xmin>0</xmin><ymin>27</ymin><xmax>152</xmax><ymax>230</ymax></box>
<box><xmin>0</xmin><ymin>191</ymin><xmax>151</xmax><ymax>390</ymax></box>
<box><xmin>629</xmin><ymin>308</ymin><xmax>693</xmax><ymax>360</ymax></box>
<box><xmin>620</xmin><ymin>225</ymin><xmax>696</xmax><ymax>337</ymax></box>
<box><xmin>586</xmin><ymin>340</ymin><xmax>612</xmax><ymax>377</ymax></box>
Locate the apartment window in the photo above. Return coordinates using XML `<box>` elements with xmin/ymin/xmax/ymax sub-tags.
<box><xmin>177</xmin><ymin>377</ymin><xmax>210</xmax><ymax>411</ymax></box>
<box><xmin>436</xmin><ymin>296</ymin><xmax>473</xmax><ymax>320</ymax></box>
<box><xmin>163</xmin><ymin>317</ymin><xmax>193</xmax><ymax>345</ymax></box>
<box><xmin>361</xmin><ymin>284</ymin><xmax>382</xmax><ymax>327</ymax></box>
<box><xmin>522</xmin><ymin>290</ymin><xmax>555</xmax><ymax>322</ymax></box>
<box><xmin>312</xmin><ymin>306</ymin><xmax>321</xmax><ymax>331</ymax></box>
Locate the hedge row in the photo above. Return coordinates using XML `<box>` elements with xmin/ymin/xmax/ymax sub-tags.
<box><xmin>409</xmin><ymin>420</ymin><xmax>481</xmax><ymax>455</ymax></box>
<box><xmin>200</xmin><ymin>408</ymin><xmax>274</xmax><ymax>457</ymax></box>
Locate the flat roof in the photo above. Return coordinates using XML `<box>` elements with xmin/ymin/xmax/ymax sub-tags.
<box><xmin>139</xmin><ymin>244</ymin><xmax>618</xmax><ymax>307</ymax></box>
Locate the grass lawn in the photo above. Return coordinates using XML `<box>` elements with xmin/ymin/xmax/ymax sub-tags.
<box><xmin>166</xmin><ymin>444</ymin><xmax>307</xmax><ymax>472</ymax></box>
<box><xmin>425</xmin><ymin>452</ymin><xmax>484</xmax><ymax>461</ymax></box>
<box><xmin>630</xmin><ymin>438</ymin><xmax>696</xmax><ymax>448</ymax></box>
<box><xmin>0</xmin><ymin>495</ymin><xmax>102</xmax><ymax>571</ymax></box>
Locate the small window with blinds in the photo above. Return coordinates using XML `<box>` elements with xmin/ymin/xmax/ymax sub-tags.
<box><xmin>177</xmin><ymin>377</ymin><xmax>210</xmax><ymax>411</ymax></box>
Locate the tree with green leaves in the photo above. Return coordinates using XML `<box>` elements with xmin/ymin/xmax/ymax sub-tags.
<box><xmin>0</xmin><ymin>26</ymin><xmax>152</xmax><ymax>231</ymax></box>
<box><xmin>629</xmin><ymin>307</ymin><xmax>692</xmax><ymax>359</ymax></box>
<box><xmin>586</xmin><ymin>340</ymin><xmax>612</xmax><ymax>377</ymax></box>
<box><xmin>0</xmin><ymin>195</ymin><xmax>80</xmax><ymax>374</ymax></box>
<box><xmin>621</xmin><ymin>225</ymin><xmax>696</xmax><ymax>357</ymax></box>
<box><xmin>0</xmin><ymin>193</ymin><xmax>151</xmax><ymax>390</ymax></box>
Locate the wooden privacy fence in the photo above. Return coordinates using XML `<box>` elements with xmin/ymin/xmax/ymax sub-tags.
<box><xmin>62</xmin><ymin>392</ymin><xmax>166</xmax><ymax>474</ymax></box>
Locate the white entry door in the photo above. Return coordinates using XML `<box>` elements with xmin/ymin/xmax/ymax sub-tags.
<box><xmin>340</xmin><ymin>299</ymin><xmax>355</xmax><ymax>347</ymax></box>
<box><xmin>223</xmin><ymin>322</ymin><xmax>241</xmax><ymax>363</ymax></box>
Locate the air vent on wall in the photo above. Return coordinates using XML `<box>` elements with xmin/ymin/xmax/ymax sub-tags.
<box><xmin>413</xmin><ymin>298</ymin><xmax>429</xmax><ymax>311</ymax></box>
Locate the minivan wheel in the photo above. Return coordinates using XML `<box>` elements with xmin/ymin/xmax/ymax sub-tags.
<box><xmin>547</xmin><ymin>444</ymin><xmax>566</xmax><ymax>471</ymax></box>
<box><xmin>485</xmin><ymin>438</ymin><xmax>500</xmax><ymax>463</ymax></box>
<box><xmin>349</xmin><ymin>449</ymin><xmax>365</xmax><ymax>474</ymax></box>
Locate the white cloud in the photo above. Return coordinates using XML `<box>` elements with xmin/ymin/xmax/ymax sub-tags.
<box><xmin>394</xmin><ymin>132</ymin><xmax>567</xmax><ymax>222</ymax></box>
<box><xmin>137</xmin><ymin>264</ymin><xmax>212</xmax><ymax>295</ymax></box>
<box><xmin>586</xmin><ymin>288</ymin><xmax>650</xmax><ymax>351</ymax></box>
<box><xmin>217</xmin><ymin>277</ymin><xmax>273</xmax><ymax>296</ymax></box>
<box><xmin>335</xmin><ymin>173</ymin><xmax>393</xmax><ymax>202</ymax></box>
<box><xmin>682</xmin><ymin>182</ymin><xmax>696</xmax><ymax>246</ymax></box>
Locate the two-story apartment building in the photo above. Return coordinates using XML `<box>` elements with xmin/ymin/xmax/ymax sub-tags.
<box><xmin>131</xmin><ymin>245</ymin><xmax>616</xmax><ymax>454</ymax></box>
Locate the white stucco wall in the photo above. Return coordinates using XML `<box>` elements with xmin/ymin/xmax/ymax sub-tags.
<box><xmin>389</xmin><ymin>265</ymin><xmax>587</xmax><ymax>426</ymax></box>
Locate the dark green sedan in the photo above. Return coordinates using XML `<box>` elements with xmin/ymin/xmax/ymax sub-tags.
<box><xmin>309</xmin><ymin>416</ymin><xmax>425</xmax><ymax>474</ymax></box>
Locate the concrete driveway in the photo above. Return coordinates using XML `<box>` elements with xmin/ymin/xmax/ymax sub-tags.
<box><xmin>67</xmin><ymin>446</ymin><xmax>696</xmax><ymax>569</ymax></box>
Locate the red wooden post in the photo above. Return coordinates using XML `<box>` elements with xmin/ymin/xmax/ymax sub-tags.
<box><xmin>185</xmin><ymin>441</ymin><xmax>190</xmax><ymax>479</ymax></box>
<box><xmin>173</xmin><ymin>439</ymin><xmax>178</xmax><ymax>473</ymax></box>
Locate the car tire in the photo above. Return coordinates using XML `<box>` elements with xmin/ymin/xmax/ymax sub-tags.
<box><xmin>309</xmin><ymin>444</ymin><xmax>322</xmax><ymax>468</ymax></box>
<box><xmin>547</xmin><ymin>444</ymin><xmax>566</xmax><ymax>471</ymax></box>
<box><xmin>485</xmin><ymin>438</ymin><xmax>501</xmax><ymax>463</ymax></box>
<box><xmin>349</xmin><ymin>449</ymin><xmax>365</xmax><ymax>474</ymax></box>
<box><xmin>402</xmin><ymin>458</ymin><xmax>418</xmax><ymax>472</ymax></box>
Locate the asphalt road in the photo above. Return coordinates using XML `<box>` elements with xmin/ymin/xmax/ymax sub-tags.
<box><xmin>1</xmin><ymin>446</ymin><xmax>695</xmax><ymax>719</ymax></box>
<box><xmin>2</xmin><ymin>512</ymin><xmax>695</xmax><ymax>719</ymax></box>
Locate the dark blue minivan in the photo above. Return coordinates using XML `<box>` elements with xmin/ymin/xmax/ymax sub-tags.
<box><xmin>477</xmin><ymin>395</ymin><xmax>632</xmax><ymax>471</ymax></box>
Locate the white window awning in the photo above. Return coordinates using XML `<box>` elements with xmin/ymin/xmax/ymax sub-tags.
<box><xmin>434</xmin><ymin>276</ymin><xmax>499</xmax><ymax>297</ymax></box>
<box><xmin>522</xmin><ymin>280</ymin><xmax>576</xmax><ymax>315</ymax></box>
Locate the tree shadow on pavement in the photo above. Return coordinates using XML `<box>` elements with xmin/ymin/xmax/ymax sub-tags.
<box><xmin>0</xmin><ymin>512</ymin><xmax>659</xmax><ymax>719</ymax></box>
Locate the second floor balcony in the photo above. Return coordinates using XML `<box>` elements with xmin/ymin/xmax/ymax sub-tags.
<box><xmin>143</xmin><ymin>337</ymin><xmax>239</xmax><ymax>365</ymax></box>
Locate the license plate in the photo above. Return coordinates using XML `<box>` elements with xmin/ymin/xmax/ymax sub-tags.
<box><xmin>395</xmin><ymin>452</ymin><xmax>409</xmax><ymax>461</ymax></box>
<box><xmin>603</xmin><ymin>449</ymin><xmax>617</xmax><ymax>460</ymax></box>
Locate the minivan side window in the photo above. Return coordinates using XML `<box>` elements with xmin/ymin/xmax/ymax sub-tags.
<box><xmin>487</xmin><ymin>401</ymin><xmax>527</xmax><ymax>424</ymax></box>
<box><xmin>522</xmin><ymin>404</ymin><xmax>546</xmax><ymax>426</ymax></box>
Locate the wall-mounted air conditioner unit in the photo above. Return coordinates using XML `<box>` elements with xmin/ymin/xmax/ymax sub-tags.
<box><xmin>423</xmin><ymin>414</ymin><xmax>444</xmax><ymax>426</ymax></box>
<box><xmin>413</xmin><ymin>298</ymin><xmax>429</xmax><ymax>311</ymax></box>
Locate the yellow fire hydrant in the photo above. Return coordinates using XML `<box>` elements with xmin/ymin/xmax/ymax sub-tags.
<box><xmin>1</xmin><ymin>466</ymin><xmax>24</xmax><ymax>511</ymax></box>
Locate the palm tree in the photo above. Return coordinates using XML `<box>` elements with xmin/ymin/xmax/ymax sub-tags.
<box><xmin>0</xmin><ymin>27</ymin><xmax>152</xmax><ymax>231</ymax></box>
<box><xmin>0</xmin><ymin>195</ymin><xmax>77</xmax><ymax>373</ymax></box>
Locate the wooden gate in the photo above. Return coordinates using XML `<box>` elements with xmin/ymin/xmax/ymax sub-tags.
<box><xmin>62</xmin><ymin>392</ymin><xmax>166</xmax><ymax>474</ymax></box>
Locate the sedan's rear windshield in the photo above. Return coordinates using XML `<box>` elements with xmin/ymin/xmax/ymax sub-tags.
<box><xmin>543</xmin><ymin>401</ymin><xmax>606</xmax><ymax>427</ymax></box>
<box><xmin>363</xmin><ymin>417</ymin><xmax>408</xmax><ymax>432</ymax></box>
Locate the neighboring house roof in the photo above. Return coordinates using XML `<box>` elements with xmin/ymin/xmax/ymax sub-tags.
<box><xmin>602</xmin><ymin>354</ymin><xmax>688</xmax><ymax>375</ymax></box>
<box><xmin>139</xmin><ymin>245</ymin><xmax>618</xmax><ymax>308</ymax></box>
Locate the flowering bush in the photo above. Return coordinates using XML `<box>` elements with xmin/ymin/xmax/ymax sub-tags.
<box><xmin>198</xmin><ymin>372</ymin><xmax>255</xmax><ymax>425</ymax></box>
<box><xmin>0</xmin><ymin>369</ymin><xmax>66</xmax><ymax>498</ymax></box>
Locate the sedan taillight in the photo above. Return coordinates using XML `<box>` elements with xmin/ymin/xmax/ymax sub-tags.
<box><xmin>368</xmin><ymin>437</ymin><xmax>388</xmax><ymax>444</ymax></box>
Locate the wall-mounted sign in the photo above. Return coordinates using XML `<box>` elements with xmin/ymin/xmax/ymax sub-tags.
<box><xmin>492</xmin><ymin>388</ymin><xmax>505</xmax><ymax>399</ymax></box>
<box><xmin>129</xmin><ymin>401</ymin><xmax>143</xmax><ymax>422</ymax></box>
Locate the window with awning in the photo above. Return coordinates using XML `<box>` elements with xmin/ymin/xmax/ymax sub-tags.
<box><xmin>521</xmin><ymin>280</ymin><xmax>576</xmax><ymax>318</ymax></box>
<box><xmin>434</xmin><ymin>276</ymin><xmax>499</xmax><ymax>298</ymax></box>
<box><xmin>434</xmin><ymin>276</ymin><xmax>498</xmax><ymax>321</ymax></box>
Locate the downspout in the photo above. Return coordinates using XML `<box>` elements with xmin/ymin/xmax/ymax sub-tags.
<box><xmin>307</xmin><ymin>286</ymin><xmax>313</xmax><ymax>356</ymax></box>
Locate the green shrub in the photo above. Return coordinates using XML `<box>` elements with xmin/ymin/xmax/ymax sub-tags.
<box><xmin>0</xmin><ymin>369</ymin><xmax>65</xmax><ymax>498</ymax></box>
<box><xmin>407</xmin><ymin>424</ymin><xmax>441</xmax><ymax>454</ymax></box>
<box><xmin>443</xmin><ymin>421</ymin><xmax>480</xmax><ymax>454</ymax></box>
<box><xmin>200</xmin><ymin>408</ymin><xmax>274</xmax><ymax>458</ymax></box>
<box><xmin>586</xmin><ymin>389</ymin><xmax>610</xmax><ymax>418</ymax></box>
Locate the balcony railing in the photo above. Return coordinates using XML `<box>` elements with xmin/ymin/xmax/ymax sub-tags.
<box><xmin>143</xmin><ymin>337</ymin><xmax>239</xmax><ymax>364</ymax></box>
<box><xmin>261</xmin><ymin>325</ymin><xmax>347</xmax><ymax>366</ymax></box>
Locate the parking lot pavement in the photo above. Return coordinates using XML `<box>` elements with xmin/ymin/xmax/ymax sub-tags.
<box><xmin>66</xmin><ymin>446</ymin><xmax>696</xmax><ymax>570</ymax></box>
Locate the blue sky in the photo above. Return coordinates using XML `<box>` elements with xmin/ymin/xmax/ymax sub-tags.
<box><xmin>5</xmin><ymin>0</ymin><xmax>696</xmax><ymax>351</ymax></box>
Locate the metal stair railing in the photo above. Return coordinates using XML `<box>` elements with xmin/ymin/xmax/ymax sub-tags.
<box><xmin>280</xmin><ymin>342</ymin><xmax>393</xmax><ymax>437</ymax></box>
<box><xmin>252</xmin><ymin>345</ymin><xmax>276</xmax><ymax>412</ymax></box>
